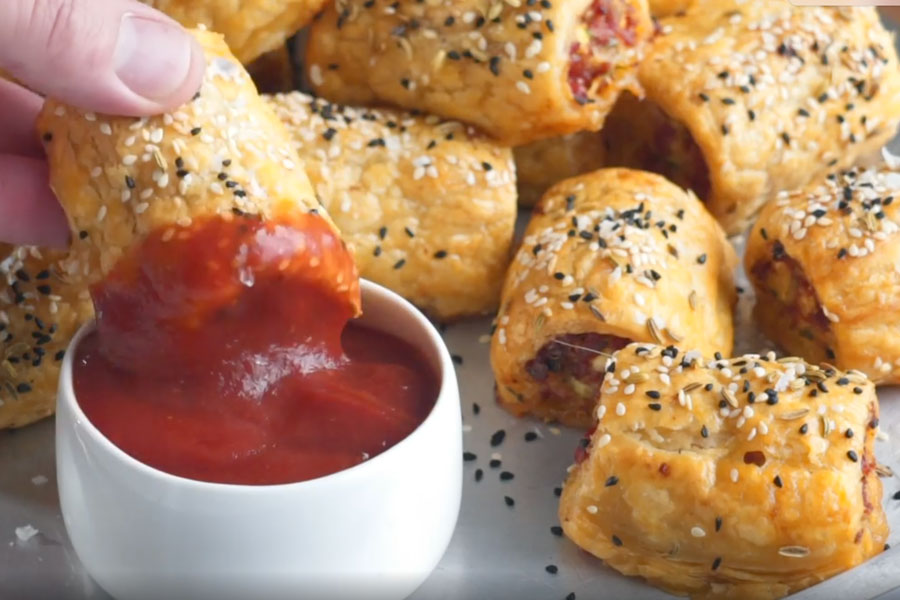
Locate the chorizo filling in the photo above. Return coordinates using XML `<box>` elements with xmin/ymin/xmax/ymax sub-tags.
<box><xmin>525</xmin><ymin>332</ymin><xmax>629</xmax><ymax>413</ymax></box>
<box><xmin>568</xmin><ymin>0</ymin><xmax>642</xmax><ymax>104</ymax></box>
<box><xmin>750</xmin><ymin>241</ymin><xmax>834</xmax><ymax>356</ymax></box>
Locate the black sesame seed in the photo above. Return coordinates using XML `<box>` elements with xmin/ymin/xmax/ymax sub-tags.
<box><xmin>715</xmin><ymin>516</ymin><xmax>722</xmax><ymax>532</ymax></box>
<box><xmin>463</xmin><ymin>451</ymin><xmax>477</xmax><ymax>462</ymax></box>
<box><xmin>500</xmin><ymin>471</ymin><xmax>514</xmax><ymax>481</ymax></box>
<box><xmin>554</xmin><ymin>487</ymin><xmax>562</xmax><ymax>497</ymax></box>
<box><xmin>712</xmin><ymin>557</ymin><xmax>722</xmax><ymax>571</ymax></box>
<box><xmin>42</xmin><ymin>132</ymin><xmax>53</xmax><ymax>142</ymax></box>
<box><xmin>482</xmin><ymin>161</ymin><xmax>493</xmax><ymax>171</ymax></box>
<box><xmin>773</xmin><ymin>475</ymin><xmax>783</xmax><ymax>488</ymax></box>
<box><xmin>504</xmin><ymin>496</ymin><xmax>515</xmax><ymax>507</ymax></box>
<box><xmin>54</xmin><ymin>350</ymin><xmax>65</xmax><ymax>361</ymax></box>
<box><xmin>847</xmin><ymin>450</ymin><xmax>859</xmax><ymax>462</ymax></box>
<box><xmin>433</xmin><ymin>250</ymin><xmax>448</xmax><ymax>259</ymax></box>
<box><xmin>524</xmin><ymin>431</ymin><xmax>538</xmax><ymax>442</ymax></box>
<box><xmin>551</xmin><ymin>525</ymin><xmax>563</xmax><ymax>536</ymax></box>
<box><xmin>611</xmin><ymin>535</ymin><xmax>623</xmax><ymax>547</ymax></box>
<box><xmin>648</xmin><ymin>403</ymin><xmax>662</xmax><ymax>411</ymax></box>
<box><xmin>190</xmin><ymin>127</ymin><xmax>201</xmax><ymax>135</ymax></box>
<box><xmin>36</xmin><ymin>285</ymin><xmax>51</xmax><ymax>295</ymax></box>
<box><xmin>393</xmin><ymin>259</ymin><xmax>406</xmax><ymax>270</ymax></box>
<box><xmin>845</xmin><ymin>428</ymin><xmax>854</xmax><ymax>439</ymax></box>
<box><xmin>553</xmin><ymin>272</ymin><xmax>565</xmax><ymax>280</ymax></box>
<box><xmin>15</xmin><ymin>383</ymin><xmax>31</xmax><ymax>394</ymax></box>
<box><xmin>701</xmin><ymin>425</ymin><xmax>709</xmax><ymax>438</ymax></box>
<box><xmin>800</xmin><ymin>423</ymin><xmax>809</xmax><ymax>434</ymax></box>
<box><xmin>605</xmin><ymin>476</ymin><xmax>619</xmax><ymax>487</ymax></box>
<box><xmin>490</xmin><ymin>429</ymin><xmax>506</xmax><ymax>447</ymax></box>
<box><xmin>698</xmin><ymin>92</ymin><xmax>710</xmax><ymax>102</ymax></box>
<box><xmin>893</xmin><ymin>491</ymin><xmax>900</xmax><ymax>500</ymax></box>
<box><xmin>645</xmin><ymin>390</ymin><xmax>661</xmax><ymax>399</ymax></box>
<box><xmin>475</xmin><ymin>468</ymin><xmax>483</xmax><ymax>482</ymax></box>
<box><xmin>566</xmin><ymin>594</ymin><xmax>576</xmax><ymax>600</ymax></box>
<box><xmin>545</xmin><ymin>565</ymin><xmax>558</xmax><ymax>575</ymax></box>
<box><xmin>78</xmin><ymin>231</ymin><xmax>88</xmax><ymax>239</ymax></box>
<box><xmin>489</xmin><ymin>459</ymin><xmax>500</xmax><ymax>469</ymax></box>
<box><xmin>373</xmin><ymin>246</ymin><xmax>382</xmax><ymax>257</ymax></box>
<box><xmin>489</xmin><ymin>56</ymin><xmax>501</xmax><ymax>76</ymax></box>
<box><xmin>322</xmin><ymin>128</ymin><xmax>337</xmax><ymax>141</ymax></box>
<box><xmin>837</xmin><ymin>377</ymin><xmax>849</xmax><ymax>386</ymax></box>
<box><xmin>853</xmin><ymin>386</ymin><xmax>863</xmax><ymax>395</ymax></box>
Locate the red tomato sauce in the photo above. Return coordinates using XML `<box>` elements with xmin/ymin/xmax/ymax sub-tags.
<box><xmin>73</xmin><ymin>214</ymin><xmax>439</xmax><ymax>485</ymax></box>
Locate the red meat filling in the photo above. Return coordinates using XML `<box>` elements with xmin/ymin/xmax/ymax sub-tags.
<box><xmin>525</xmin><ymin>332</ymin><xmax>629</xmax><ymax>413</ymax></box>
<box><xmin>568</xmin><ymin>0</ymin><xmax>640</xmax><ymax>103</ymax></box>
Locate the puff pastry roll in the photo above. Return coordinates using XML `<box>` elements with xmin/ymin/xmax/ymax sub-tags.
<box><xmin>559</xmin><ymin>343</ymin><xmax>888</xmax><ymax>600</ymax></box>
<box><xmin>632</xmin><ymin>0</ymin><xmax>900</xmax><ymax>234</ymax></box>
<box><xmin>266</xmin><ymin>92</ymin><xmax>517</xmax><ymax>321</ymax></box>
<box><xmin>528</xmin><ymin>1</ymin><xmax>900</xmax><ymax>233</ymax></box>
<box><xmin>141</xmin><ymin>0</ymin><xmax>326</xmax><ymax>64</ymax></box>
<box><xmin>305</xmin><ymin>0</ymin><xmax>654</xmax><ymax>146</ymax></box>
<box><xmin>745</xmin><ymin>164</ymin><xmax>900</xmax><ymax>385</ymax></box>
<box><xmin>491</xmin><ymin>168</ymin><xmax>736</xmax><ymax>428</ymax></box>
<box><xmin>0</xmin><ymin>247</ymin><xmax>94</xmax><ymax>429</ymax></box>
<box><xmin>33</xmin><ymin>29</ymin><xmax>359</xmax><ymax>376</ymax></box>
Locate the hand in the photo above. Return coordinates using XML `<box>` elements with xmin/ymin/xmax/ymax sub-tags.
<box><xmin>0</xmin><ymin>0</ymin><xmax>205</xmax><ymax>248</ymax></box>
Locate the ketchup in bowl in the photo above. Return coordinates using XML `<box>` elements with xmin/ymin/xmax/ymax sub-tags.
<box><xmin>72</xmin><ymin>214</ymin><xmax>439</xmax><ymax>485</ymax></box>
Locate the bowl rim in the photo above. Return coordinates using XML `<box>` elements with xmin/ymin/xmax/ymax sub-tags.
<box><xmin>57</xmin><ymin>278</ymin><xmax>459</xmax><ymax>493</ymax></box>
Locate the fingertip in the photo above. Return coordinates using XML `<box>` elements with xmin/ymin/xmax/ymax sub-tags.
<box><xmin>0</xmin><ymin>156</ymin><xmax>70</xmax><ymax>249</ymax></box>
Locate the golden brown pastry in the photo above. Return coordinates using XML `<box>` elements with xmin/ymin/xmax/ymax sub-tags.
<box><xmin>491</xmin><ymin>168</ymin><xmax>736</xmax><ymax>428</ymax></box>
<box><xmin>745</xmin><ymin>163</ymin><xmax>900</xmax><ymax>385</ymax></box>
<box><xmin>648</xmin><ymin>0</ymin><xmax>692</xmax><ymax>17</ymax></box>
<box><xmin>559</xmin><ymin>343</ymin><xmax>888</xmax><ymax>600</ymax></box>
<box><xmin>141</xmin><ymin>0</ymin><xmax>325</xmax><ymax>64</ymax></box>
<box><xmin>515</xmin><ymin>1</ymin><xmax>900</xmax><ymax>232</ymax></box>
<box><xmin>0</xmin><ymin>246</ymin><xmax>94</xmax><ymax>429</ymax></box>
<box><xmin>266</xmin><ymin>92</ymin><xmax>517</xmax><ymax>321</ymax></box>
<box><xmin>305</xmin><ymin>0</ymin><xmax>654</xmax><ymax>146</ymax></box>
<box><xmin>514</xmin><ymin>132</ymin><xmax>608</xmax><ymax>208</ymax></box>
<box><xmin>2</xmin><ymin>29</ymin><xmax>359</xmax><ymax>429</ymax></box>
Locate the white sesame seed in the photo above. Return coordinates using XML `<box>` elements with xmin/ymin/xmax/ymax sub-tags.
<box><xmin>586</xmin><ymin>505</ymin><xmax>599</xmax><ymax>514</ymax></box>
<box><xmin>691</xmin><ymin>527</ymin><xmax>706</xmax><ymax>538</ymax></box>
<box><xmin>99</xmin><ymin>123</ymin><xmax>112</xmax><ymax>136</ymax></box>
<box><xmin>616</xmin><ymin>402</ymin><xmax>626</xmax><ymax>416</ymax></box>
<box><xmin>730</xmin><ymin>468</ymin><xmax>739</xmax><ymax>483</ymax></box>
<box><xmin>595</xmin><ymin>433</ymin><xmax>611</xmax><ymax>449</ymax></box>
<box><xmin>90</xmin><ymin>167</ymin><xmax>102</xmax><ymax>178</ymax></box>
<box><xmin>309</xmin><ymin>64</ymin><xmax>324</xmax><ymax>87</ymax></box>
<box><xmin>122</xmin><ymin>155</ymin><xmax>137</xmax><ymax>166</ymax></box>
<box><xmin>516</xmin><ymin>81</ymin><xmax>531</xmax><ymax>95</ymax></box>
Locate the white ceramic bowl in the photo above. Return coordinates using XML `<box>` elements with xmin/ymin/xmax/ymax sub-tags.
<box><xmin>56</xmin><ymin>280</ymin><xmax>462</xmax><ymax>600</ymax></box>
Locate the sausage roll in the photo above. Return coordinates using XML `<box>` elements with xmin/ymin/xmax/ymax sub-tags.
<box><xmin>16</xmin><ymin>29</ymin><xmax>359</xmax><ymax>419</ymax></box>
<box><xmin>491</xmin><ymin>168</ymin><xmax>736</xmax><ymax>428</ymax></box>
<box><xmin>266</xmin><ymin>92</ymin><xmax>517</xmax><ymax>321</ymax></box>
<box><xmin>0</xmin><ymin>246</ymin><xmax>94</xmax><ymax>429</ymax></box>
<box><xmin>559</xmin><ymin>343</ymin><xmax>888</xmax><ymax>599</ymax></box>
<box><xmin>516</xmin><ymin>1</ymin><xmax>900</xmax><ymax>231</ymax></box>
<box><xmin>141</xmin><ymin>0</ymin><xmax>327</xmax><ymax>64</ymax></box>
<box><xmin>304</xmin><ymin>0</ymin><xmax>654</xmax><ymax>146</ymax></box>
<box><xmin>745</xmin><ymin>164</ymin><xmax>900</xmax><ymax>385</ymax></box>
